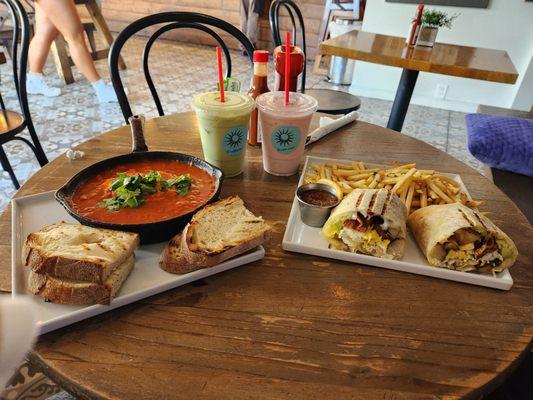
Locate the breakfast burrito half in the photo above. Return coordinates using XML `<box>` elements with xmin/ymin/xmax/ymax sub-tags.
<box><xmin>322</xmin><ymin>188</ymin><xmax>407</xmax><ymax>259</ymax></box>
<box><xmin>407</xmin><ymin>203</ymin><xmax>518</xmax><ymax>274</ymax></box>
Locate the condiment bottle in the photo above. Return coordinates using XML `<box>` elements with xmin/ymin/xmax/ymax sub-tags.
<box><xmin>413</xmin><ymin>4</ymin><xmax>424</xmax><ymax>44</ymax></box>
<box><xmin>406</xmin><ymin>3</ymin><xmax>424</xmax><ymax>46</ymax></box>
<box><xmin>248</xmin><ymin>50</ymin><xmax>270</xmax><ymax>146</ymax></box>
<box><xmin>273</xmin><ymin>44</ymin><xmax>304</xmax><ymax>92</ymax></box>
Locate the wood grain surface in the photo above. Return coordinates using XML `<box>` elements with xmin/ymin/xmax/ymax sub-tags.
<box><xmin>319</xmin><ymin>30</ymin><xmax>519</xmax><ymax>84</ymax></box>
<box><xmin>1</xmin><ymin>112</ymin><xmax>532</xmax><ymax>399</ymax></box>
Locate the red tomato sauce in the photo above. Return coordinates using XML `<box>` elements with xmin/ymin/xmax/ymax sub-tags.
<box><xmin>71</xmin><ymin>160</ymin><xmax>216</xmax><ymax>225</ymax></box>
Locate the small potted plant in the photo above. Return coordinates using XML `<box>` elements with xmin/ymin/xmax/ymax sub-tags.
<box><xmin>417</xmin><ymin>9</ymin><xmax>458</xmax><ymax>47</ymax></box>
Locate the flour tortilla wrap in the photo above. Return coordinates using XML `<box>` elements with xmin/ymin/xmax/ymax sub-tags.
<box><xmin>322</xmin><ymin>188</ymin><xmax>407</xmax><ymax>259</ymax></box>
<box><xmin>407</xmin><ymin>203</ymin><xmax>518</xmax><ymax>273</ymax></box>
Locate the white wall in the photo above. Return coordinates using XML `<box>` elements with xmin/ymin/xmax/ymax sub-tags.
<box><xmin>350</xmin><ymin>0</ymin><xmax>533</xmax><ymax>112</ymax></box>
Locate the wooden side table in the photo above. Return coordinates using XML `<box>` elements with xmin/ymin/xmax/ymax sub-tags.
<box><xmin>51</xmin><ymin>0</ymin><xmax>126</xmax><ymax>84</ymax></box>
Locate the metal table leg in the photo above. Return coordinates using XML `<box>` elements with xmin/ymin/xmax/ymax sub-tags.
<box><xmin>387</xmin><ymin>69</ymin><xmax>419</xmax><ymax>132</ymax></box>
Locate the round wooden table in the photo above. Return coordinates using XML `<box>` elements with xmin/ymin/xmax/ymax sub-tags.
<box><xmin>1</xmin><ymin>112</ymin><xmax>531</xmax><ymax>399</ymax></box>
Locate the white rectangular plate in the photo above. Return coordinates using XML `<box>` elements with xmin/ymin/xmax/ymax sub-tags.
<box><xmin>12</xmin><ymin>191</ymin><xmax>265</xmax><ymax>334</ymax></box>
<box><xmin>282</xmin><ymin>156</ymin><xmax>513</xmax><ymax>290</ymax></box>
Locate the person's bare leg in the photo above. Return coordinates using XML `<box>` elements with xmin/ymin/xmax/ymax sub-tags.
<box><xmin>27</xmin><ymin>3</ymin><xmax>61</xmax><ymax>96</ymax></box>
<box><xmin>35</xmin><ymin>0</ymin><xmax>100</xmax><ymax>83</ymax></box>
<box><xmin>28</xmin><ymin>2</ymin><xmax>58</xmax><ymax>74</ymax></box>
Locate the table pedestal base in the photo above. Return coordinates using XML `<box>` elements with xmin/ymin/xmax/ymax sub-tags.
<box><xmin>387</xmin><ymin>69</ymin><xmax>419</xmax><ymax>132</ymax></box>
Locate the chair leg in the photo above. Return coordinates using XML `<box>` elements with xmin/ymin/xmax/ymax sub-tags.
<box><xmin>86</xmin><ymin>28</ymin><xmax>97</xmax><ymax>54</ymax></box>
<box><xmin>51</xmin><ymin>35</ymin><xmax>75</xmax><ymax>85</ymax></box>
<box><xmin>84</xmin><ymin>0</ymin><xmax>126</xmax><ymax>70</ymax></box>
<box><xmin>26</xmin><ymin>121</ymin><xmax>49</xmax><ymax>167</ymax></box>
<box><xmin>0</xmin><ymin>144</ymin><xmax>20</xmax><ymax>189</ymax></box>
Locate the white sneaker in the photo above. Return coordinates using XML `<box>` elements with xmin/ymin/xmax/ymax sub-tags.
<box><xmin>92</xmin><ymin>79</ymin><xmax>118</xmax><ymax>103</ymax></box>
<box><xmin>26</xmin><ymin>72</ymin><xmax>61</xmax><ymax>97</ymax></box>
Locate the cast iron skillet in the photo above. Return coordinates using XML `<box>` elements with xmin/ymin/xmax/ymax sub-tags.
<box><xmin>56</xmin><ymin>115</ymin><xmax>223</xmax><ymax>244</ymax></box>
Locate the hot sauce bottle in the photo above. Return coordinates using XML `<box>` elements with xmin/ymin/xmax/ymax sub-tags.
<box><xmin>273</xmin><ymin>44</ymin><xmax>304</xmax><ymax>92</ymax></box>
<box><xmin>248</xmin><ymin>50</ymin><xmax>270</xmax><ymax>146</ymax></box>
<box><xmin>406</xmin><ymin>3</ymin><xmax>424</xmax><ymax>46</ymax></box>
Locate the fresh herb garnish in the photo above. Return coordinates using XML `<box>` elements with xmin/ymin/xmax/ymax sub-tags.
<box><xmin>100</xmin><ymin>171</ymin><xmax>192</xmax><ymax>211</ymax></box>
<box><xmin>167</xmin><ymin>174</ymin><xmax>191</xmax><ymax>196</ymax></box>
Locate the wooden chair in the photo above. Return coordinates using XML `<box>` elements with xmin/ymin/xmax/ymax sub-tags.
<box><xmin>51</xmin><ymin>0</ymin><xmax>126</xmax><ymax>84</ymax></box>
<box><xmin>0</xmin><ymin>0</ymin><xmax>48</xmax><ymax>189</ymax></box>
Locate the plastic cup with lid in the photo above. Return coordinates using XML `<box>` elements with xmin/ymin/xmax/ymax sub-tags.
<box><xmin>256</xmin><ymin>91</ymin><xmax>318</xmax><ymax>176</ymax></box>
<box><xmin>191</xmin><ymin>91</ymin><xmax>255</xmax><ymax>177</ymax></box>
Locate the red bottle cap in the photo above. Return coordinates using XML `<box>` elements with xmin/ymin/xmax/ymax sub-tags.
<box><xmin>253</xmin><ymin>50</ymin><xmax>269</xmax><ymax>62</ymax></box>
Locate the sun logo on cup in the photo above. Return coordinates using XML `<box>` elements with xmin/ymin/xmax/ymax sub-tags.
<box><xmin>222</xmin><ymin>126</ymin><xmax>246</xmax><ymax>156</ymax></box>
<box><xmin>274</xmin><ymin>128</ymin><xmax>295</xmax><ymax>147</ymax></box>
<box><xmin>225</xmin><ymin>129</ymin><xmax>244</xmax><ymax>149</ymax></box>
<box><xmin>271</xmin><ymin>126</ymin><xmax>300</xmax><ymax>154</ymax></box>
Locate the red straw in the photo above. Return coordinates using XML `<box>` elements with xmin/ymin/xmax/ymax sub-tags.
<box><xmin>284</xmin><ymin>31</ymin><xmax>291</xmax><ymax>106</ymax></box>
<box><xmin>216</xmin><ymin>46</ymin><xmax>225</xmax><ymax>102</ymax></box>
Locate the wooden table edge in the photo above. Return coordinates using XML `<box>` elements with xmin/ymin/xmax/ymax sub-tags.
<box><xmin>27</xmin><ymin>339</ymin><xmax>533</xmax><ymax>399</ymax></box>
<box><xmin>318</xmin><ymin>44</ymin><xmax>519</xmax><ymax>85</ymax></box>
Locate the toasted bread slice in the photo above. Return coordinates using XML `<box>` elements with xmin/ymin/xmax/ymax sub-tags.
<box><xmin>188</xmin><ymin>196</ymin><xmax>270</xmax><ymax>254</ymax></box>
<box><xmin>160</xmin><ymin>196</ymin><xmax>270</xmax><ymax>274</ymax></box>
<box><xmin>23</xmin><ymin>222</ymin><xmax>139</xmax><ymax>284</ymax></box>
<box><xmin>28</xmin><ymin>254</ymin><xmax>134</xmax><ymax>305</ymax></box>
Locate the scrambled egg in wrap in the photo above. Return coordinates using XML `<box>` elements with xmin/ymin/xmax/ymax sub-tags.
<box><xmin>322</xmin><ymin>188</ymin><xmax>407</xmax><ymax>260</ymax></box>
<box><xmin>407</xmin><ymin>203</ymin><xmax>518</xmax><ymax>274</ymax></box>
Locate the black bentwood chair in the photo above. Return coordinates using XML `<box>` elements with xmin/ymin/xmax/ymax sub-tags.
<box><xmin>0</xmin><ymin>0</ymin><xmax>48</xmax><ymax>189</ymax></box>
<box><xmin>109</xmin><ymin>12</ymin><xmax>255</xmax><ymax>123</ymax></box>
<box><xmin>269</xmin><ymin>0</ymin><xmax>361</xmax><ymax>115</ymax></box>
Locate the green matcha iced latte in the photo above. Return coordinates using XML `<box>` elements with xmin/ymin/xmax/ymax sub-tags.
<box><xmin>192</xmin><ymin>91</ymin><xmax>255</xmax><ymax>177</ymax></box>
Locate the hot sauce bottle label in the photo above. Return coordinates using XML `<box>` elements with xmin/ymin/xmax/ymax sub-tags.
<box><xmin>223</xmin><ymin>126</ymin><xmax>246</xmax><ymax>156</ymax></box>
<box><xmin>271</xmin><ymin>125</ymin><xmax>300</xmax><ymax>154</ymax></box>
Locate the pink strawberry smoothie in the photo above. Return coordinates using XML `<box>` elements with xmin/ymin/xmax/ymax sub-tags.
<box><xmin>256</xmin><ymin>92</ymin><xmax>318</xmax><ymax>176</ymax></box>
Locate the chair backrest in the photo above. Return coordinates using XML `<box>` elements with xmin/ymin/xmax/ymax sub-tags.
<box><xmin>1</xmin><ymin>0</ymin><xmax>32</xmax><ymax>121</ymax></box>
<box><xmin>109</xmin><ymin>12</ymin><xmax>255</xmax><ymax>123</ymax></box>
<box><xmin>269</xmin><ymin>0</ymin><xmax>307</xmax><ymax>93</ymax></box>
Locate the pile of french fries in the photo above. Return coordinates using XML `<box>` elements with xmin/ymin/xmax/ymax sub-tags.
<box><xmin>304</xmin><ymin>161</ymin><xmax>485</xmax><ymax>215</ymax></box>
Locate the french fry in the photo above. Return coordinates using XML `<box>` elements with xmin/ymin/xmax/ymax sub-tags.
<box><xmin>381</xmin><ymin>177</ymin><xmax>400</xmax><ymax>184</ymax></box>
<box><xmin>433</xmin><ymin>179</ymin><xmax>456</xmax><ymax>202</ymax></box>
<box><xmin>399</xmin><ymin>184</ymin><xmax>409</xmax><ymax>202</ymax></box>
<box><xmin>334</xmin><ymin>169</ymin><xmax>360</xmax><ymax>177</ymax></box>
<box><xmin>303</xmin><ymin>160</ymin><xmax>483</xmax><ymax>213</ymax></box>
<box><xmin>405</xmin><ymin>182</ymin><xmax>416</xmax><ymax>213</ymax></box>
<box><xmin>368</xmin><ymin>174</ymin><xmax>381</xmax><ymax>189</ymax></box>
<box><xmin>387</xmin><ymin>163</ymin><xmax>416</xmax><ymax>173</ymax></box>
<box><xmin>325</xmin><ymin>167</ymin><xmax>332</xmax><ymax>180</ymax></box>
<box><xmin>428</xmin><ymin>181</ymin><xmax>454</xmax><ymax>204</ymax></box>
<box><xmin>348</xmin><ymin>179</ymin><xmax>368</xmax><ymax>188</ymax></box>
<box><xmin>391</xmin><ymin>168</ymin><xmax>417</xmax><ymax>193</ymax></box>
<box><xmin>434</xmin><ymin>174</ymin><xmax>460</xmax><ymax>187</ymax></box>
<box><xmin>347</xmin><ymin>172</ymin><xmax>374</xmax><ymax>180</ymax></box>
<box><xmin>420</xmin><ymin>187</ymin><xmax>428</xmax><ymax>208</ymax></box>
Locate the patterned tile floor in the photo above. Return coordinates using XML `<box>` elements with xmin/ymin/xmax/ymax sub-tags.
<box><xmin>0</xmin><ymin>39</ymin><xmax>483</xmax><ymax>212</ymax></box>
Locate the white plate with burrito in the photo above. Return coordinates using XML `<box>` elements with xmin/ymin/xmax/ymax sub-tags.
<box><xmin>282</xmin><ymin>156</ymin><xmax>513</xmax><ymax>290</ymax></box>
